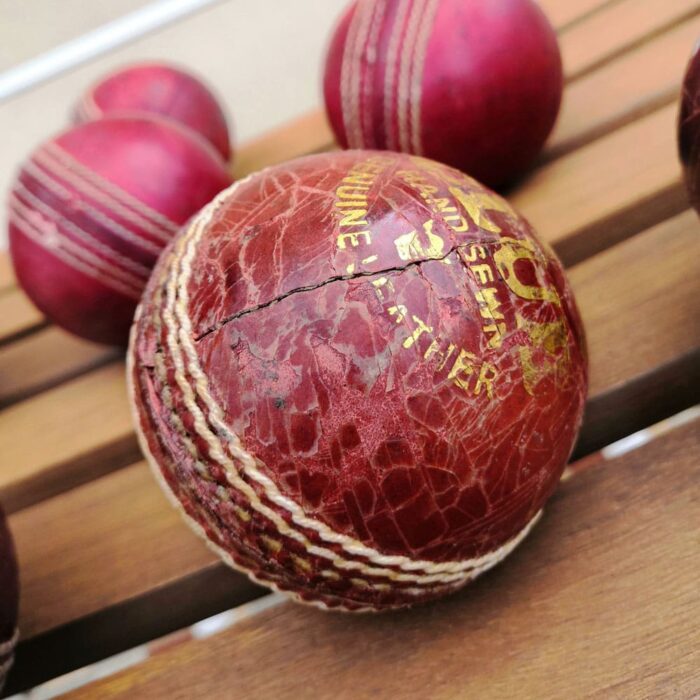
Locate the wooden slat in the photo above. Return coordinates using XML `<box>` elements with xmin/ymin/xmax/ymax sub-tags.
<box><xmin>571</xmin><ymin>209</ymin><xmax>700</xmax><ymax>456</ymax></box>
<box><xmin>0</xmin><ymin>327</ymin><xmax>117</xmax><ymax>408</ymax></box>
<box><xmin>549</xmin><ymin>14</ymin><xmax>700</xmax><ymax>158</ymax></box>
<box><xmin>0</xmin><ymin>363</ymin><xmax>139</xmax><ymax>513</ymax></box>
<box><xmin>0</xmin><ymin>287</ymin><xmax>45</xmax><ymax>346</ymax></box>
<box><xmin>561</xmin><ymin>0</ymin><xmax>700</xmax><ymax>80</ymax></box>
<box><xmin>7</xmin><ymin>207</ymin><xmax>699</xmax><ymax>691</ymax></box>
<box><xmin>538</xmin><ymin>0</ymin><xmax>613</xmax><ymax>30</ymax></box>
<box><xmin>512</xmin><ymin>102</ymin><xmax>685</xmax><ymax>266</ymax></box>
<box><xmin>2</xmin><ymin>461</ymin><xmax>262</xmax><ymax>694</ymax></box>
<box><xmin>65</xmin><ymin>417</ymin><xmax>700</xmax><ymax>700</ymax></box>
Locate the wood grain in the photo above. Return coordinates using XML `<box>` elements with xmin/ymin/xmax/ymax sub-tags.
<box><xmin>0</xmin><ymin>327</ymin><xmax>117</xmax><ymax>408</ymax></box>
<box><xmin>538</xmin><ymin>0</ymin><xmax>614</xmax><ymax>30</ymax></box>
<box><xmin>0</xmin><ymin>287</ymin><xmax>45</xmax><ymax>346</ymax></box>
<box><xmin>4</xmin><ymin>461</ymin><xmax>262</xmax><ymax>692</ymax></box>
<box><xmin>512</xmin><ymin>102</ymin><xmax>686</xmax><ymax>265</ymax></box>
<box><xmin>549</xmin><ymin>14</ymin><xmax>700</xmax><ymax>158</ymax></box>
<box><xmin>561</xmin><ymin>0</ymin><xmax>700</xmax><ymax>80</ymax></box>
<box><xmin>0</xmin><ymin>363</ymin><xmax>139</xmax><ymax>513</ymax></box>
<box><xmin>65</xmin><ymin>418</ymin><xmax>700</xmax><ymax>700</ymax></box>
<box><xmin>571</xmin><ymin>209</ymin><xmax>700</xmax><ymax>455</ymax></box>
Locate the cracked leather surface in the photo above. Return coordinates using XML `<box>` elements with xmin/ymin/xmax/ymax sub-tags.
<box><xmin>131</xmin><ymin>150</ymin><xmax>587</xmax><ymax>609</ymax></box>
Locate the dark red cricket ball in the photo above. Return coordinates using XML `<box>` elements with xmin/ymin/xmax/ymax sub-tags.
<box><xmin>679</xmin><ymin>41</ymin><xmax>700</xmax><ymax>212</ymax></box>
<box><xmin>0</xmin><ymin>505</ymin><xmax>18</xmax><ymax>691</ymax></box>
<box><xmin>323</xmin><ymin>0</ymin><xmax>563</xmax><ymax>188</ymax></box>
<box><xmin>8</xmin><ymin>116</ymin><xmax>232</xmax><ymax>346</ymax></box>
<box><xmin>129</xmin><ymin>150</ymin><xmax>587</xmax><ymax>611</ymax></box>
<box><xmin>74</xmin><ymin>62</ymin><xmax>233</xmax><ymax>161</ymax></box>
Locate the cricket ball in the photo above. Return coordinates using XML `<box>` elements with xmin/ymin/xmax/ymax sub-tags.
<box><xmin>0</xmin><ymin>505</ymin><xmax>18</xmax><ymax>691</ymax></box>
<box><xmin>8</xmin><ymin>116</ymin><xmax>232</xmax><ymax>346</ymax></box>
<box><xmin>679</xmin><ymin>41</ymin><xmax>700</xmax><ymax>212</ymax></box>
<box><xmin>129</xmin><ymin>150</ymin><xmax>587</xmax><ymax>611</ymax></box>
<box><xmin>74</xmin><ymin>62</ymin><xmax>232</xmax><ymax>161</ymax></box>
<box><xmin>323</xmin><ymin>0</ymin><xmax>563</xmax><ymax>188</ymax></box>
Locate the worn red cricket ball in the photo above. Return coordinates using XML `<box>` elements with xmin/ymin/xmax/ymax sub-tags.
<box><xmin>74</xmin><ymin>62</ymin><xmax>232</xmax><ymax>161</ymax></box>
<box><xmin>679</xmin><ymin>41</ymin><xmax>700</xmax><ymax>212</ymax></box>
<box><xmin>129</xmin><ymin>150</ymin><xmax>587</xmax><ymax>611</ymax></box>
<box><xmin>0</xmin><ymin>505</ymin><xmax>19</xmax><ymax>691</ymax></box>
<box><xmin>8</xmin><ymin>116</ymin><xmax>232</xmax><ymax>346</ymax></box>
<box><xmin>323</xmin><ymin>0</ymin><xmax>563</xmax><ymax>188</ymax></box>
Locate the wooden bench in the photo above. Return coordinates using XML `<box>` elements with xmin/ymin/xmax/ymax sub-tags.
<box><xmin>0</xmin><ymin>0</ymin><xmax>698</xmax><ymax>696</ymax></box>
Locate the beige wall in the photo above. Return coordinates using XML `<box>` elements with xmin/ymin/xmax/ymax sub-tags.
<box><xmin>0</xmin><ymin>0</ymin><xmax>348</xmax><ymax>247</ymax></box>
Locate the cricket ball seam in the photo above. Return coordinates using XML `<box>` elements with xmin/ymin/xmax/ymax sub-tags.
<box><xmin>23</xmin><ymin>158</ymin><xmax>163</xmax><ymax>256</ymax></box>
<box><xmin>40</xmin><ymin>143</ymin><xmax>178</xmax><ymax>238</ymax></box>
<box><xmin>12</xmin><ymin>183</ymin><xmax>152</xmax><ymax>280</ymax></box>
<box><xmin>145</xmin><ymin>177</ymin><xmax>543</xmax><ymax>585</ymax></box>
<box><xmin>8</xmin><ymin>200</ymin><xmax>143</xmax><ymax>300</ymax></box>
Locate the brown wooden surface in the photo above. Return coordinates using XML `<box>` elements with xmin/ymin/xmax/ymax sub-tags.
<box><xmin>561</xmin><ymin>0</ymin><xmax>700</xmax><ymax>80</ymax></box>
<box><xmin>66</xmin><ymin>418</ymin><xmax>700</xmax><ymax>700</ymax></box>
<box><xmin>0</xmin><ymin>0</ymin><xmax>698</xmax><ymax>696</ymax></box>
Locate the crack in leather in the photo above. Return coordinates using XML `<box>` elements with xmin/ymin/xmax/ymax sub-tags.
<box><xmin>194</xmin><ymin>240</ymin><xmax>478</xmax><ymax>342</ymax></box>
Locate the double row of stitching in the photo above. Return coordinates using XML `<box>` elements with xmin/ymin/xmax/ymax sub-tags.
<box><xmin>24</xmin><ymin>158</ymin><xmax>162</xmax><ymax>256</ymax></box>
<box><xmin>9</xmin><ymin>195</ymin><xmax>142</xmax><ymax>300</ymax></box>
<box><xmin>14</xmin><ymin>182</ymin><xmax>152</xmax><ymax>281</ymax></box>
<box><xmin>340</xmin><ymin>0</ymin><xmax>439</xmax><ymax>155</ymax></box>
<box><xmin>36</xmin><ymin>143</ymin><xmax>177</xmax><ymax>243</ymax></box>
<box><xmin>148</xmin><ymin>181</ymin><xmax>540</xmax><ymax>589</ymax></box>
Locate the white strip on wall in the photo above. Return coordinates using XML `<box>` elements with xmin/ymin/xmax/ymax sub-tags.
<box><xmin>0</xmin><ymin>0</ymin><xmax>227</xmax><ymax>103</ymax></box>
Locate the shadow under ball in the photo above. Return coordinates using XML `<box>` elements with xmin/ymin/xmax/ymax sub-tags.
<box><xmin>129</xmin><ymin>150</ymin><xmax>587</xmax><ymax>611</ymax></box>
<box><xmin>74</xmin><ymin>62</ymin><xmax>233</xmax><ymax>162</ymax></box>
<box><xmin>323</xmin><ymin>0</ymin><xmax>563</xmax><ymax>189</ymax></box>
<box><xmin>8</xmin><ymin>116</ymin><xmax>232</xmax><ymax>346</ymax></box>
<box><xmin>0</xmin><ymin>506</ymin><xmax>18</xmax><ymax>692</ymax></box>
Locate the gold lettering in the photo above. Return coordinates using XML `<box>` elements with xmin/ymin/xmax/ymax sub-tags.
<box><xmin>403</xmin><ymin>315</ymin><xmax>433</xmax><ymax>349</ymax></box>
<box><xmin>494</xmin><ymin>238</ymin><xmax>560</xmax><ymax>305</ymax></box>
<box><xmin>448</xmin><ymin>349</ymin><xmax>477</xmax><ymax>392</ymax></box>
<box><xmin>517</xmin><ymin>314</ymin><xmax>570</xmax><ymax>395</ymax></box>
<box><xmin>337</xmin><ymin>230</ymin><xmax>372</xmax><ymax>250</ymax></box>
<box><xmin>474</xmin><ymin>363</ymin><xmax>497</xmax><ymax>399</ymax></box>
<box><xmin>475</xmin><ymin>288</ymin><xmax>505</xmax><ymax>349</ymax></box>
<box><xmin>336</xmin><ymin>186</ymin><xmax>368</xmax><ymax>200</ymax></box>
<box><xmin>470</xmin><ymin>264</ymin><xmax>494</xmax><ymax>285</ymax></box>
<box><xmin>462</xmin><ymin>244</ymin><xmax>487</xmax><ymax>262</ymax></box>
<box><xmin>388</xmin><ymin>305</ymin><xmax>407</xmax><ymax>324</ymax></box>
<box><xmin>450</xmin><ymin>186</ymin><xmax>516</xmax><ymax>234</ymax></box>
<box><xmin>338</xmin><ymin>209</ymin><xmax>368</xmax><ymax>228</ymax></box>
<box><xmin>394</xmin><ymin>219</ymin><xmax>450</xmax><ymax>263</ymax></box>
<box><xmin>372</xmin><ymin>276</ymin><xmax>395</xmax><ymax>301</ymax></box>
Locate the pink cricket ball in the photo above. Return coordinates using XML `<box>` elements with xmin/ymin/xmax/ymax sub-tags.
<box><xmin>0</xmin><ymin>505</ymin><xmax>18</xmax><ymax>691</ymax></box>
<box><xmin>74</xmin><ymin>62</ymin><xmax>233</xmax><ymax>162</ymax></box>
<box><xmin>323</xmin><ymin>0</ymin><xmax>563</xmax><ymax>188</ymax></box>
<box><xmin>129</xmin><ymin>150</ymin><xmax>587</xmax><ymax>611</ymax></box>
<box><xmin>8</xmin><ymin>116</ymin><xmax>232</xmax><ymax>346</ymax></box>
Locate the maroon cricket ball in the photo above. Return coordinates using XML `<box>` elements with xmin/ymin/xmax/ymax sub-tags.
<box><xmin>323</xmin><ymin>0</ymin><xmax>563</xmax><ymax>188</ymax></box>
<box><xmin>129</xmin><ymin>150</ymin><xmax>587</xmax><ymax>611</ymax></box>
<box><xmin>0</xmin><ymin>505</ymin><xmax>18</xmax><ymax>691</ymax></box>
<box><xmin>8</xmin><ymin>116</ymin><xmax>232</xmax><ymax>346</ymax></box>
<box><xmin>679</xmin><ymin>41</ymin><xmax>700</xmax><ymax>212</ymax></box>
<box><xmin>74</xmin><ymin>62</ymin><xmax>233</xmax><ymax>161</ymax></box>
